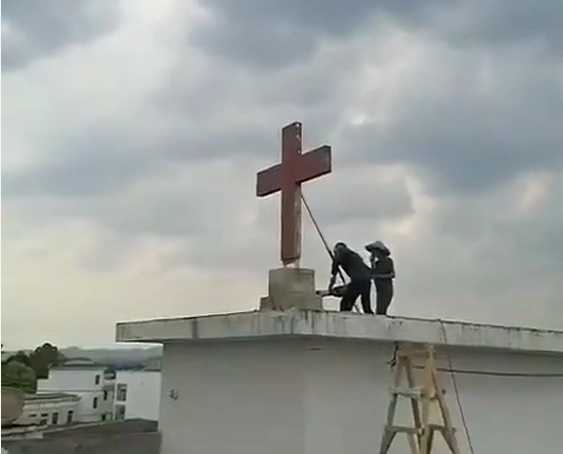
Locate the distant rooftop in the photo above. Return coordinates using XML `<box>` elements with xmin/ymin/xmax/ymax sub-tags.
<box><xmin>24</xmin><ymin>393</ymin><xmax>79</xmax><ymax>402</ymax></box>
<box><xmin>51</xmin><ymin>358</ymin><xmax>104</xmax><ymax>369</ymax></box>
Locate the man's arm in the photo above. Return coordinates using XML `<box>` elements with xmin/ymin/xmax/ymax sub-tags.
<box><xmin>373</xmin><ymin>272</ymin><xmax>395</xmax><ymax>279</ymax></box>
<box><xmin>329</xmin><ymin>258</ymin><xmax>339</xmax><ymax>290</ymax></box>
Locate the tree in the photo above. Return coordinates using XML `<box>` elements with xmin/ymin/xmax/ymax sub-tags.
<box><xmin>1</xmin><ymin>360</ymin><xmax>37</xmax><ymax>394</ymax></box>
<box><xmin>8</xmin><ymin>351</ymin><xmax>33</xmax><ymax>368</ymax></box>
<box><xmin>29</xmin><ymin>343</ymin><xmax>66</xmax><ymax>379</ymax></box>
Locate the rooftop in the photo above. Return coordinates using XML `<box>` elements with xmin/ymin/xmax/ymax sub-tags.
<box><xmin>24</xmin><ymin>393</ymin><xmax>80</xmax><ymax>402</ymax></box>
<box><xmin>51</xmin><ymin>358</ymin><xmax>105</xmax><ymax>370</ymax></box>
<box><xmin>116</xmin><ymin>310</ymin><xmax>563</xmax><ymax>355</ymax></box>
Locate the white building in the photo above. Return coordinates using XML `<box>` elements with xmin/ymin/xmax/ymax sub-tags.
<box><xmin>117</xmin><ymin>310</ymin><xmax>563</xmax><ymax>454</ymax></box>
<box><xmin>113</xmin><ymin>370</ymin><xmax>161</xmax><ymax>421</ymax></box>
<box><xmin>38</xmin><ymin>359</ymin><xmax>114</xmax><ymax>423</ymax></box>
<box><xmin>16</xmin><ymin>393</ymin><xmax>80</xmax><ymax>427</ymax></box>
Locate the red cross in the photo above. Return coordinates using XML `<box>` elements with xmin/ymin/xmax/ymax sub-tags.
<box><xmin>256</xmin><ymin>122</ymin><xmax>332</xmax><ymax>266</ymax></box>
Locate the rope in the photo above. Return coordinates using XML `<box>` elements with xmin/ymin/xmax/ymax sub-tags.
<box><xmin>384</xmin><ymin>362</ymin><xmax>563</xmax><ymax>378</ymax></box>
<box><xmin>438</xmin><ymin>319</ymin><xmax>477</xmax><ymax>454</ymax></box>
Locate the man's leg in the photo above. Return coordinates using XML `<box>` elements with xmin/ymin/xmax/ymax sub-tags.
<box><xmin>360</xmin><ymin>280</ymin><xmax>374</xmax><ymax>314</ymax></box>
<box><xmin>340</xmin><ymin>281</ymin><xmax>361</xmax><ymax>311</ymax></box>
<box><xmin>339</xmin><ymin>295</ymin><xmax>351</xmax><ymax>311</ymax></box>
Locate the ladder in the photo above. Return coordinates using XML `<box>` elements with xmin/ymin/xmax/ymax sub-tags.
<box><xmin>379</xmin><ymin>343</ymin><xmax>461</xmax><ymax>454</ymax></box>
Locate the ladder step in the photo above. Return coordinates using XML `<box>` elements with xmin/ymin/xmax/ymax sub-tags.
<box><xmin>390</xmin><ymin>387</ymin><xmax>424</xmax><ymax>397</ymax></box>
<box><xmin>429</xmin><ymin>424</ymin><xmax>456</xmax><ymax>432</ymax></box>
<box><xmin>385</xmin><ymin>425</ymin><xmax>420</xmax><ymax>434</ymax></box>
<box><xmin>384</xmin><ymin>424</ymin><xmax>456</xmax><ymax>434</ymax></box>
<box><xmin>389</xmin><ymin>387</ymin><xmax>440</xmax><ymax>400</ymax></box>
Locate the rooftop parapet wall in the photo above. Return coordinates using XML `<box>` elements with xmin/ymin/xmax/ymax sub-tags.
<box><xmin>116</xmin><ymin>310</ymin><xmax>563</xmax><ymax>355</ymax></box>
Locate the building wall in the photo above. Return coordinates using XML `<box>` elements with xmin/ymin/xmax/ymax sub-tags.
<box><xmin>17</xmin><ymin>398</ymin><xmax>79</xmax><ymax>426</ymax></box>
<box><xmin>159</xmin><ymin>338</ymin><xmax>563</xmax><ymax>454</ymax></box>
<box><xmin>160</xmin><ymin>342</ymin><xmax>305</xmax><ymax>454</ymax></box>
<box><xmin>113</xmin><ymin>371</ymin><xmax>161</xmax><ymax>421</ymax></box>
<box><xmin>38</xmin><ymin>369</ymin><xmax>105</xmax><ymax>392</ymax></box>
<box><xmin>306</xmin><ymin>339</ymin><xmax>563</xmax><ymax>454</ymax></box>
<box><xmin>38</xmin><ymin>369</ymin><xmax>114</xmax><ymax>423</ymax></box>
<box><xmin>100</xmin><ymin>386</ymin><xmax>115</xmax><ymax>418</ymax></box>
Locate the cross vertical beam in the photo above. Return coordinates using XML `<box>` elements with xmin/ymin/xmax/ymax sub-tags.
<box><xmin>281</xmin><ymin>123</ymin><xmax>302</xmax><ymax>265</ymax></box>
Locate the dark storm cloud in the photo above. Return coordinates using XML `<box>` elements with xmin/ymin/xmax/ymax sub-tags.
<box><xmin>301</xmin><ymin>171</ymin><xmax>414</xmax><ymax>226</ymax></box>
<box><xmin>4</xmin><ymin>0</ymin><xmax>563</xmax><ymax>288</ymax></box>
<box><xmin>157</xmin><ymin>50</ymin><xmax>356</xmax><ymax>120</ymax></box>
<box><xmin>165</xmin><ymin>0</ymin><xmax>563</xmax><ymax>199</ymax></box>
<box><xmin>1</xmin><ymin>0</ymin><xmax>119</xmax><ymax>71</ymax></box>
<box><xmin>2</xmin><ymin>130</ymin><xmax>153</xmax><ymax>197</ymax></box>
<box><xmin>189</xmin><ymin>0</ymin><xmax>563</xmax><ymax>69</ymax></box>
<box><xmin>3</xmin><ymin>39</ymin><xmax>358</xmax><ymax>204</ymax></box>
<box><xmin>188</xmin><ymin>0</ymin><xmax>450</xmax><ymax>68</ymax></box>
<box><xmin>341</xmin><ymin>52</ymin><xmax>563</xmax><ymax>195</ymax></box>
<box><xmin>3</xmin><ymin>0</ymin><xmax>563</xmax><ymax>346</ymax></box>
<box><xmin>435</xmin><ymin>0</ymin><xmax>563</xmax><ymax>53</ymax></box>
<box><xmin>152</xmin><ymin>43</ymin><xmax>361</xmax><ymax>163</ymax></box>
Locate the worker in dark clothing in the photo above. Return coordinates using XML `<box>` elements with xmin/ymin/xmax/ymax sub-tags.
<box><xmin>329</xmin><ymin>242</ymin><xmax>374</xmax><ymax>314</ymax></box>
<box><xmin>365</xmin><ymin>241</ymin><xmax>395</xmax><ymax>315</ymax></box>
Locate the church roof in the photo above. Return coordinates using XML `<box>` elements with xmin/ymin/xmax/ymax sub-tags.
<box><xmin>116</xmin><ymin>310</ymin><xmax>563</xmax><ymax>355</ymax></box>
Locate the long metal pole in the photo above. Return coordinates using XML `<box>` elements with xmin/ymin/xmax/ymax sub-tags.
<box><xmin>301</xmin><ymin>193</ymin><xmax>364</xmax><ymax>313</ymax></box>
<box><xmin>300</xmin><ymin>192</ymin><xmax>346</xmax><ymax>285</ymax></box>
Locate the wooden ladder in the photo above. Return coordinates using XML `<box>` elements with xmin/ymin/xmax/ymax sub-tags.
<box><xmin>379</xmin><ymin>343</ymin><xmax>461</xmax><ymax>454</ymax></box>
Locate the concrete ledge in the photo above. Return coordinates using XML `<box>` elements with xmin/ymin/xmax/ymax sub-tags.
<box><xmin>116</xmin><ymin>310</ymin><xmax>563</xmax><ymax>354</ymax></box>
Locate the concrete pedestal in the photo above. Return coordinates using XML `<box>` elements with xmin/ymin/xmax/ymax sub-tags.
<box><xmin>259</xmin><ymin>267</ymin><xmax>323</xmax><ymax>311</ymax></box>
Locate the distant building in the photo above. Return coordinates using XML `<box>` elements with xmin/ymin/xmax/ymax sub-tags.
<box><xmin>37</xmin><ymin>359</ymin><xmax>114</xmax><ymax>423</ymax></box>
<box><xmin>16</xmin><ymin>393</ymin><xmax>80</xmax><ymax>427</ymax></box>
<box><xmin>113</xmin><ymin>370</ymin><xmax>161</xmax><ymax>421</ymax></box>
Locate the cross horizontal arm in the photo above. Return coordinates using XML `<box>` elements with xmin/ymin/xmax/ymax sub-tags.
<box><xmin>297</xmin><ymin>145</ymin><xmax>331</xmax><ymax>183</ymax></box>
<box><xmin>256</xmin><ymin>164</ymin><xmax>281</xmax><ymax>197</ymax></box>
<box><xmin>256</xmin><ymin>145</ymin><xmax>332</xmax><ymax>197</ymax></box>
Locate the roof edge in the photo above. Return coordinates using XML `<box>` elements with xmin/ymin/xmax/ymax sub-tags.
<box><xmin>116</xmin><ymin>310</ymin><xmax>563</xmax><ymax>355</ymax></box>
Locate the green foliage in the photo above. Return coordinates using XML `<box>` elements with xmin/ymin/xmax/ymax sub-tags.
<box><xmin>29</xmin><ymin>343</ymin><xmax>66</xmax><ymax>379</ymax></box>
<box><xmin>2</xmin><ymin>360</ymin><xmax>37</xmax><ymax>394</ymax></box>
<box><xmin>2</xmin><ymin>343</ymin><xmax>66</xmax><ymax>384</ymax></box>
<box><xmin>9</xmin><ymin>351</ymin><xmax>33</xmax><ymax>368</ymax></box>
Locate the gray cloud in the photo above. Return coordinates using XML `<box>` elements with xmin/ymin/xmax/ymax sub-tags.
<box><xmin>4</xmin><ymin>0</ymin><xmax>561</xmax><ymax>237</ymax></box>
<box><xmin>342</xmin><ymin>48</ymin><xmax>563</xmax><ymax>195</ymax></box>
<box><xmin>3</xmin><ymin>0</ymin><xmax>563</xmax><ymax>348</ymax></box>
<box><xmin>1</xmin><ymin>0</ymin><xmax>119</xmax><ymax>71</ymax></box>
<box><xmin>188</xmin><ymin>0</ymin><xmax>453</xmax><ymax>68</ymax></box>
<box><xmin>151</xmin><ymin>40</ymin><xmax>363</xmax><ymax>163</ymax></box>
<box><xmin>434</xmin><ymin>0</ymin><xmax>563</xmax><ymax>53</ymax></box>
<box><xmin>2</xmin><ymin>127</ymin><xmax>153</xmax><ymax>197</ymax></box>
<box><xmin>189</xmin><ymin>0</ymin><xmax>563</xmax><ymax>69</ymax></box>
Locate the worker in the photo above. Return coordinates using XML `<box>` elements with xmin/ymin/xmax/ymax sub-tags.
<box><xmin>328</xmin><ymin>242</ymin><xmax>374</xmax><ymax>314</ymax></box>
<box><xmin>365</xmin><ymin>241</ymin><xmax>395</xmax><ymax>315</ymax></box>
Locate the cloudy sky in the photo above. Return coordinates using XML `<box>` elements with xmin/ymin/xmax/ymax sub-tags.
<box><xmin>2</xmin><ymin>0</ymin><xmax>562</xmax><ymax>349</ymax></box>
